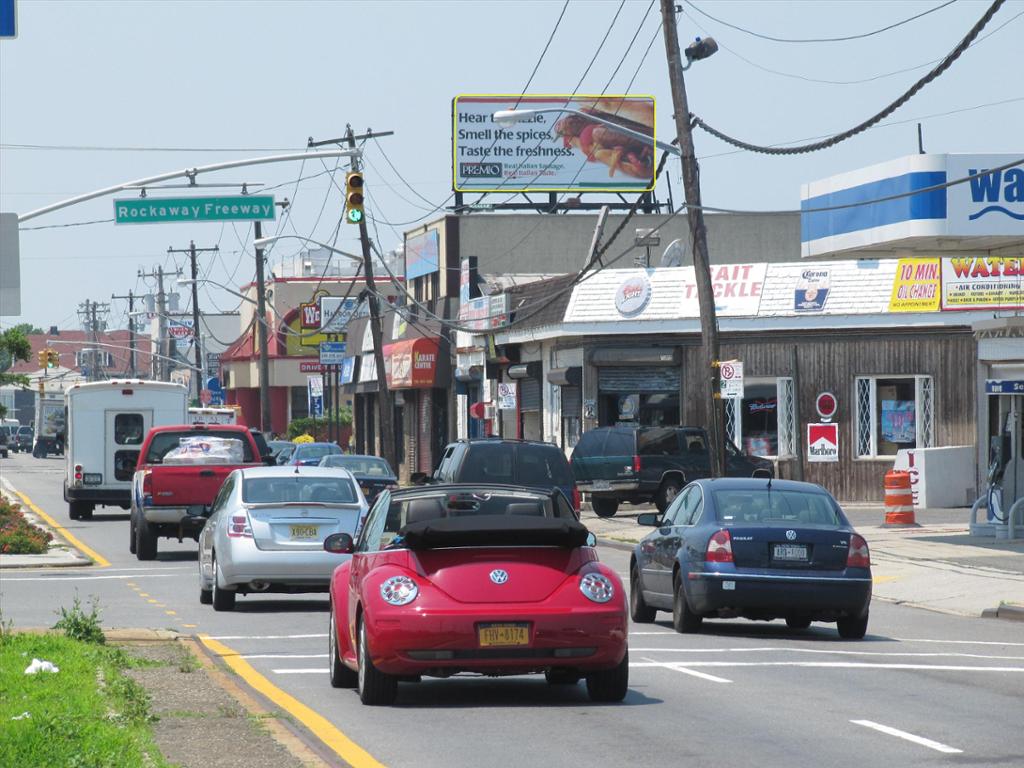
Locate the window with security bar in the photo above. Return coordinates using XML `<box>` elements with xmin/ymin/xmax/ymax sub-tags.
<box><xmin>854</xmin><ymin>375</ymin><xmax>934</xmax><ymax>458</ymax></box>
<box><xmin>723</xmin><ymin>377</ymin><xmax>795</xmax><ymax>459</ymax></box>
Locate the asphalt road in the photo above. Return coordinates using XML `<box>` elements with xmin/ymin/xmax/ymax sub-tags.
<box><xmin>3</xmin><ymin>452</ymin><xmax>1023</xmax><ymax>768</ymax></box>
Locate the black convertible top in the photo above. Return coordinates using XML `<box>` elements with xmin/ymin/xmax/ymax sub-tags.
<box><xmin>398</xmin><ymin>514</ymin><xmax>591</xmax><ymax>550</ymax></box>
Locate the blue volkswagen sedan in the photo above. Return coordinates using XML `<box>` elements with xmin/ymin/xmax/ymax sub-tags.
<box><xmin>630</xmin><ymin>478</ymin><xmax>872</xmax><ymax>639</ymax></box>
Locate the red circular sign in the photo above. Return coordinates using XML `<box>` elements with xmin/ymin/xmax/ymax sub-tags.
<box><xmin>816</xmin><ymin>392</ymin><xmax>837</xmax><ymax>420</ymax></box>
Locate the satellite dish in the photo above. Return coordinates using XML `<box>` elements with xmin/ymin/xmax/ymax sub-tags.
<box><xmin>660</xmin><ymin>238</ymin><xmax>688</xmax><ymax>268</ymax></box>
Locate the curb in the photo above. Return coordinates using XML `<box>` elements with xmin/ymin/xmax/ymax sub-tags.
<box><xmin>597</xmin><ymin>536</ymin><xmax>637</xmax><ymax>553</ymax></box>
<box><xmin>981</xmin><ymin>603</ymin><xmax>1024</xmax><ymax>622</ymax></box>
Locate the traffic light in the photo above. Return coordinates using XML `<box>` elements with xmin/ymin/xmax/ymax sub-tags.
<box><xmin>38</xmin><ymin>350</ymin><xmax>48</xmax><ymax>368</ymax></box>
<box><xmin>46</xmin><ymin>350</ymin><xmax>59</xmax><ymax>368</ymax></box>
<box><xmin>345</xmin><ymin>171</ymin><xmax>365</xmax><ymax>224</ymax></box>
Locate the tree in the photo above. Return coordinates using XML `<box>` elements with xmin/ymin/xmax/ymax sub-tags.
<box><xmin>0</xmin><ymin>327</ymin><xmax>32</xmax><ymax>388</ymax></box>
<box><xmin>0</xmin><ymin>323</ymin><xmax>40</xmax><ymax>375</ymax></box>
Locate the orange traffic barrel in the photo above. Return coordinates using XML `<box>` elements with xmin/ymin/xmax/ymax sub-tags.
<box><xmin>883</xmin><ymin>470</ymin><xmax>917</xmax><ymax>526</ymax></box>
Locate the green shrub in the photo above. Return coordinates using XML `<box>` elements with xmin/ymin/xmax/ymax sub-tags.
<box><xmin>0</xmin><ymin>497</ymin><xmax>52</xmax><ymax>555</ymax></box>
<box><xmin>287</xmin><ymin>408</ymin><xmax>352</xmax><ymax>440</ymax></box>
<box><xmin>53</xmin><ymin>594</ymin><xmax>105</xmax><ymax>645</ymax></box>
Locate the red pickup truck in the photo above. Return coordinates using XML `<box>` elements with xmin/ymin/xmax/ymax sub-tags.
<box><xmin>130</xmin><ymin>424</ymin><xmax>265</xmax><ymax>560</ymax></box>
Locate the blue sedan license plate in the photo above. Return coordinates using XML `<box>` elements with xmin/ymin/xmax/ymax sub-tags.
<box><xmin>773</xmin><ymin>544</ymin><xmax>808</xmax><ymax>561</ymax></box>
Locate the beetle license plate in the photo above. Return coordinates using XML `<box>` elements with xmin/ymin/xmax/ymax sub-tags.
<box><xmin>773</xmin><ymin>544</ymin><xmax>808</xmax><ymax>561</ymax></box>
<box><xmin>290</xmin><ymin>524</ymin><xmax>319</xmax><ymax>540</ymax></box>
<box><xmin>477</xmin><ymin>623</ymin><xmax>530</xmax><ymax>647</ymax></box>
<box><xmin>83</xmin><ymin>473</ymin><xmax>102</xmax><ymax>485</ymax></box>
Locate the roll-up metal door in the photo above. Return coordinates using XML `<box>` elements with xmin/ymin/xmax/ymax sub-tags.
<box><xmin>598</xmin><ymin>366</ymin><xmax>680</xmax><ymax>393</ymax></box>
<box><xmin>561</xmin><ymin>385</ymin><xmax>582</xmax><ymax>417</ymax></box>
<box><xmin>520</xmin><ymin>377</ymin><xmax>541</xmax><ymax>412</ymax></box>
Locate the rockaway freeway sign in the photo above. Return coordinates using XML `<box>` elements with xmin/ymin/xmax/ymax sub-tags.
<box><xmin>114</xmin><ymin>195</ymin><xmax>276</xmax><ymax>224</ymax></box>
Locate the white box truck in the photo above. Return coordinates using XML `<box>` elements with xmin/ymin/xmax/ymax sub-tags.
<box><xmin>32</xmin><ymin>395</ymin><xmax>65</xmax><ymax>457</ymax></box>
<box><xmin>64</xmin><ymin>380</ymin><xmax>188</xmax><ymax>520</ymax></box>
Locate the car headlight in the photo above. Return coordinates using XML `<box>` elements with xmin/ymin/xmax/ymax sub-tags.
<box><xmin>579</xmin><ymin>573</ymin><xmax>615</xmax><ymax>604</ymax></box>
<box><xmin>380</xmin><ymin>575</ymin><xmax>419</xmax><ymax>606</ymax></box>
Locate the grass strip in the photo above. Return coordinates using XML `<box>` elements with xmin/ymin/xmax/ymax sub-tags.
<box><xmin>0</xmin><ymin>633</ymin><xmax>169</xmax><ymax>768</ymax></box>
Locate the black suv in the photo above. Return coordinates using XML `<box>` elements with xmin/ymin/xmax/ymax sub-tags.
<box><xmin>571</xmin><ymin>426</ymin><xmax>772</xmax><ymax>517</ymax></box>
<box><xmin>424</xmin><ymin>439</ymin><xmax>579</xmax><ymax>511</ymax></box>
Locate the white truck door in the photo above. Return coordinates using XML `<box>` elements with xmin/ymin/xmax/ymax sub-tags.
<box><xmin>105</xmin><ymin>409</ymin><xmax>152</xmax><ymax>486</ymax></box>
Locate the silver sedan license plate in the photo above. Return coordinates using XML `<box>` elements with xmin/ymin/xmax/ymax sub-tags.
<box><xmin>773</xmin><ymin>543</ymin><xmax>808</xmax><ymax>561</ymax></box>
<box><xmin>290</xmin><ymin>524</ymin><xmax>318</xmax><ymax>540</ymax></box>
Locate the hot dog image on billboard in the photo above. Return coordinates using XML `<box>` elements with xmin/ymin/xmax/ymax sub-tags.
<box><xmin>453</xmin><ymin>95</ymin><xmax>656</xmax><ymax>193</ymax></box>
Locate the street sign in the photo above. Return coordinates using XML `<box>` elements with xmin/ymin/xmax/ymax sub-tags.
<box><xmin>319</xmin><ymin>341</ymin><xmax>347</xmax><ymax>366</ymax></box>
<box><xmin>816</xmin><ymin>391</ymin><xmax>838</xmax><ymax>421</ymax></box>
<box><xmin>719</xmin><ymin>360</ymin><xmax>744</xmax><ymax>399</ymax></box>
<box><xmin>0</xmin><ymin>0</ymin><xmax>16</xmax><ymax>39</ymax></box>
<box><xmin>497</xmin><ymin>382</ymin><xmax>517</xmax><ymax>410</ymax></box>
<box><xmin>986</xmin><ymin>379</ymin><xmax>1024</xmax><ymax>394</ymax></box>
<box><xmin>320</xmin><ymin>297</ymin><xmax>357</xmax><ymax>333</ymax></box>
<box><xmin>114</xmin><ymin>195</ymin><xmax>276</xmax><ymax>224</ymax></box>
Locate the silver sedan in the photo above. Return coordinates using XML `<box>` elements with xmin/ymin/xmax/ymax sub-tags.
<box><xmin>198</xmin><ymin>466</ymin><xmax>366</xmax><ymax>611</ymax></box>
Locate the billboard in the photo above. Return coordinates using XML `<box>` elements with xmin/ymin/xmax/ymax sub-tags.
<box><xmin>452</xmin><ymin>95</ymin><xmax>656</xmax><ymax>193</ymax></box>
<box><xmin>889</xmin><ymin>258</ymin><xmax>940</xmax><ymax>312</ymax></box>
<box><xmin>406</xmin><ymin>229</ymin><xmax>440</xmax><ymax>280</ymax></box>
<box><xmin>941</xmin><ymin>256</ymin><xmax>1023</xmax><ymax>310</ymax></box>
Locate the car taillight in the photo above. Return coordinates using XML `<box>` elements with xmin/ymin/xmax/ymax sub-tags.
<box><xmin>228</xmin><ymin>514</ymin><xmax>253</xmax><ymax>538</ymax></box>
<box><xmin>847</xmin><ymin>534</ymin><xmax>870</xmax><ymax>568</ymax></box>
<box><xmin>706</xmin><ymin>530</ymin><xmax>734</xmax><ymax>563</ymax></box>
<box><xmin>632</xmin><ymin>455</ymin><xmax>642</xmax><ymax>472</ymax></box>
<box><xmin>142</xmin><ymin>471</ymin><xmax>152</xmax><ymax>494</ymax></box>
<box><xmin>572</xmin><ymin>485</ymin><xmax>581</xmax><ymax>511</ymax></box>
<box><xmin>74</xmin><ymin>463</ymin><xmax>83</xmax><ymax>481</ymax></box>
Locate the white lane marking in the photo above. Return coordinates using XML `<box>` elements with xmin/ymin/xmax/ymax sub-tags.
<box><xmin>272</xmin><ymin>668</ymin><xmax>328</xmax><ymax>674</ymax></box>
<box><xmin>0</xmin><ymin>565</ymin><xmax>192</xmax><ymax>574</ymax></box>
<box><xmin>206</xmin><ymin>633</ymin><xmax>328</xmax><ymax>641</ymax></box>
<box><xmin>629</xmin><ymin>661</ymin><xmax>1024</xmax><ymax>672</ymax></box>
<box><xmin>851</xmin><ymin>720</ymin><xmax>962</xmax><ymax>754</ymax></box>
<box><xmin>638</xmin><ymin>656</ymin><xmax>732</xmax><ymax>683</ymax></box>
<box><xmin>629</xmin><ymin>647</ymin><xmax>1024</xmax><ymax>661</ymax></box>
<box><xmin>242</xmin><ymin>654</ymin><xmax>328</xmax><ymax>660</ymax></box>
<box><xmin>0</xmin><ymin>573</ymin><xmax>181</xmax><ymax>582</ymax></box>
<box><xmin>895</xmin><ymin>637</ymin><xmax>1024</xmax><ymax>647</ymax></box>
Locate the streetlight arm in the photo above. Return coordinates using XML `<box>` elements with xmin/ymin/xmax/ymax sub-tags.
<box><xmin>252</xmin><ymin>234</ymin><xmax>363</xmax><ymax>262</ymax></box>
<box><xmin>492</xmin><ymin>108</ymin><xmax>679</xmax><ymax>156</ymax></box>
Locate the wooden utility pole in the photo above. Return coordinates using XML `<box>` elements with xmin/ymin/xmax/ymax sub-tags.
<box><xmin>168</xmin><ymin>240</ymin><xmax>218</xmax><ymax>401</ymax></box>
<box><xmin>111</xmin><ymin>289</ymin><xmax>138</xmax><ymax>377</ymax></box>
<box><xmin>660</xmin><ymin>0</ymin><xmax>724</xmax><ymax>476</ymax></box>
<box><xmin>253</xmin><ymin>221</ymin><xmax>272</xmax><ymax>433</ymax></box>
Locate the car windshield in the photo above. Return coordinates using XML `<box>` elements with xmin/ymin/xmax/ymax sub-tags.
<box><xmin>295</xmin><ymin>444</ymin><xmax>338</xmax><ymax>459</ymax></box>
<box><xmin>242</xmin><ymin>475</ymin><xmax>358</xmax><ymax>504</ymax></box>
<box><xmin>321</xmin><ymin>455</ymin><xmax>393</xmax><ymax>476</ymax></box>
<box><xmin>713</xmin><ymin>489</ymin><xmax>841</xmax><ymax>526</ymax></box>
<box><xmin>363</xmin><ymin>489</ymin><xmax>573</xmax><ymax>550</ymax></box>
<box><xmin>455</xmin><ymin>443</ymin><xmax>572</xmax><ymax>487</ymax></box>
<box><xmin>144</xmin><ymin>431</ymin><xmax>254</xmax><ymax>463</ymax></box>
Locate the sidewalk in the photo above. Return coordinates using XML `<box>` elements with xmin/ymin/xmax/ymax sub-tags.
<box><xmin>583</xmin><ymin>505</ymin><xmax>1024</xmax><ymax>620</ymax></box>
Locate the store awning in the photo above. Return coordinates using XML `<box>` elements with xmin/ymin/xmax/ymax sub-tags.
<box><xmin>383</xmin><ymin>337</ymin><xmax>445</xmax><ymax>389</ymax></box>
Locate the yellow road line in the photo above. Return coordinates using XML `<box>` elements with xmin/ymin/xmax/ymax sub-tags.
<box><xmin>199</xmin><ymin>635</ymin><xmax>387</xmax><ymax>768</ymax></box>
<box><xmin>148</xmin><ymin>599</ymin><xmax>158</xmax><ymax>603</ymax></box>
<box><xmin>11</xmin><ymin>489</ymin><xmax>111</xmax><ymax>568</ymax></box>
<box><xmin>165</xmin><ymin>610</ymin><xmax>177</xmax><ymax>616</ymax></box>
<box><xmin>139</xmin><ymin>593</ymin><xmax>150</xmax><ymax>597</ymax></box>
<box><xmin>873</xmin><ymin>575</ymin><xmax>900</xmax><ymax>584</ymax></box>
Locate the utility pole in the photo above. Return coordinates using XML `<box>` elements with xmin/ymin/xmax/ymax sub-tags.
<box><xmin>168</xmin><ymin>240</ymin><xmax>219</xmax><ymax>401</ymax></box>
<box><xmin>308</xmin><ymin>127</ymin><xmax>397</xmax><ymax>469</ymax></box>
<box><xmin>139</xmin><ymin>266</ymin><xmax>173</xmax><ymax>381</ymax></box>
<box><xmin>78</xmin><ymin>300</ymin><xmax>110</xmax><ymax>382</ymax></box>
<box><xmin>661</xmin><ymin>0</ymin><xmax>724</xmax><ymax>477</ymax></box>
<box><xmin>253</xmin><ymin>220</ymin><xmax>272</xmax><ymax>434</ymax></box>
<box><xmin>111</xmin><ymin>289</ymin><xmax>137</xmax><ymax>377</ymax></box>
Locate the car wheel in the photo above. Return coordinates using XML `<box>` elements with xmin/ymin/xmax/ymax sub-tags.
<box><xmin>837</xmin><ymin>612</ymin><xmax>868</xmax><ymax>640</ymax></box>
<box><xmin>672</xmin><ymin>573</ymin><xmax>702</xmax><ymax>634</ymax></box>
<box><xmin>199</xmin><ymin>585</ymin><xmax>213</xmax><ymax>605</ymax></box>
<box><xmin>68</xmin><ymin>502</ymin><xmax>80</xmax><ymax>521</ymax></box>
<box><xmin>786</xmin><ymin>617</ymin><xmax>812</xmax><ymax>630</ymax></box>
<box><xmin>211</xmin><ymin>554</ymin><xmax>236</xmax><ymax>611</ymax></box>
<box><xmin>585</xmin><ymin>649</ymin><xmax>629</xmax><ymax>703</ymax></box>
<box><xmin>629</xmin><ymin>563</ymin><xmax>657</xmax><ymax>623</ymax></box>
<box><xmin>129</xmin><ymin>514</ymin><xmax>137</xmax><ymax>555</ymax></box>
<box><xmin>135</xmin><ymin>516</ymin><xmax>157</xmax><ymax>561</ymax></box>
<box><xmin>655</xmin><ymin>479</ymin><xmax>682</xmax><ymax>513</ymax></box>
<box><xmin>329</xmin><ymin>605</ymin><xmax>357</xmax><ymax>689</ymax></box>
<box><xmin>592</xmin><ymin>498</ymin><xmax>619</xmax><ymax>518</ymax></box>
<box><xmin>78</xmin><ymin>503</ymin><xmax>94</xmax><ymax>521</ymax></box>
<box><xmin>357</xmin><ymin>618</ymin><xmax>397</xmax><ymax>705</ymax></box>
<box><xmin>545</xmin><ymin>669</ymin><xmax>581</xmax><ymax>686</ymax></box>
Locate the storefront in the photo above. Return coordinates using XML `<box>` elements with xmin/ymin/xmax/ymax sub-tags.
<box><xmin>590</xmin><ymin>347</ymin><xmax>681</xmax><ymax>428</ymax></box>
<box><xmin>547</xmin><ymin>365</ymin><xmax>582</xmax><ymax>451</ymax></box>
<box><xmin>384</xmin><ymin>334</ymin><xmax>450</xmax><ymax>478</ymax></box>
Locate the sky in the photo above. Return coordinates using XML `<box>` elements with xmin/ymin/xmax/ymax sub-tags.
<box><xmin>1</xmin><ymin>0</ymin><xmax>1021</xmax><ymax>333</ymax></box>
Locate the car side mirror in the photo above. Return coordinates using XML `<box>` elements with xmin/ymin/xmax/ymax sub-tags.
<box><xmin>585</xmin><ymin>532</ymin><xmax>597</xmax><ymax>547</ymax></box>
<box><xmin>410</xmin><ymin>472</ymin><xmax>428</xmax><ymax>485</ymax></box>
<box><xmin>637</xmin><ymin>513</ymin><xmax>661</xmax><ymax>527</ymax></box>
<box><xmin>323</xmin><ymin>532</ymin><xmax>354</xmax><ymax>554</ymax></box>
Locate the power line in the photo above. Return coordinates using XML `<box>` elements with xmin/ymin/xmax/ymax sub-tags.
<box><xmin>692</xmin><ymin>0</ymin><xmax>1007</xmax><ymax>155</ymax></box>
<box><xmin>518</xmin><ymin>0</ymin><xmax>571</xmax><ymax>97</ymax></box>
<box><xmin>602</xmin><ymin>0</ymin><xmax>657</xmax><ymax>91</ymax></box>
<box><xmin>0</xmin><ymin>143</ymin><xmax>304</xmax><ymax>153</ymax></box>
<box><xmin>684</xmin><ymin>0</ymin><xmax>959</xmax><ymax>44</ymax></box>
<box><xmin>572</xmin><ymin>0</ymin><xmax>627</xmax><ymax>93</ymax></box>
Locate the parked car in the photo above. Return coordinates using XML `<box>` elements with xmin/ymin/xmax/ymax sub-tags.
<box><xmin>198</xmin><ymin>466</ymin><xmax>366</xmax><ymax>610</ymax></box>
<box><xmin>318</xmin><ymin>454</ymin><xmax>398</xmax><ymax>504</ymax></box>
<box><xmin>323</xmin><ymin>484</ymin><xmax>628</xmax><ymax>705</ymax></box>
<box><xmin>571</xmin><ymin>426</ymin><xmax>773</xmax><ymax>517</ymax></box>
<box><xmin>285</xmin><ymin>442</ymin><xmax>342</xmax><ymax>467</ymax></box>
<box><xmin>275</xmin><ymin>444</ymin><xmax>296</xmax><ymax>465</ymax></box>
<box><xmin>15</xmin><ymin>426</ymin><xmax>34</xmax><ymax>453</ymax></box>
<box><xmin>630</xmin><ymin>477</ymin><xmax>872</xmax><ymax>639</ymax></box>
<box><xmin>267</xmin><ymin>440</ymin><xmax>293</xmax><ymax>461</ymax></box>
<box><xmin>0</xmin><ymin>427</ymin><xmax>8</xmax><ymax>459</ymax></box>
<box><xmin>130</xmin><ymin>424</ymin><xmax>265</xmax><ymax>560</ymax></box>
<box><xmin>426</xmin><ymin>439</ymin><xmax>579</xmax><ymax>512</ymax></box>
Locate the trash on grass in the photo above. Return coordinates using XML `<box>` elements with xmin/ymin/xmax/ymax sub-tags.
<box><xmin>24</xmin><ymin>658</ymin><xmax>59</xmax><ymax>674</ymax></box>
<box><xmin>11</xmin><ymin>712</ymin><xmax>31</xmax><ymax>720</ymax></box>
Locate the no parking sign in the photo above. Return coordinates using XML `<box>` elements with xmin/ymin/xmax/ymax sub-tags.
<box><xmin>719</xmin><ymin>361</ymin><xmax>744</xmax><ymax>399</ymax></box>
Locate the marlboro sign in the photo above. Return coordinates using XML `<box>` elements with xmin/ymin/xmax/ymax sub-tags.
<box><xmin>807</xmin><ymin>423</ymin><xmax>839</xmax><ymax>463</ymax></box>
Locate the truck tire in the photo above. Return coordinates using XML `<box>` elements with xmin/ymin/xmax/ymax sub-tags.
<box><xmin>592</xmin><ymin>498</ymin><xmax>619</xmax><ymax>518</ymax></box>
<box><xmin>136</xmin><ymin>516</ymin><xmax>158</xmax><ymax>561</ymax></box>
<box><xmin>212</xmin><ymin>554</ymin><xmax>236</xmax><ymax>611</ymax></box>
<box><xmin>129</xmin><ymin>514</ymin><xmax>138</xmax><ymax>555</ymax></box>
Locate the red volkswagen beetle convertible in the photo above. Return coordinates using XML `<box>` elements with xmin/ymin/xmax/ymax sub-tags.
<box><xmin>323</xmin><ymin>485</ymin><xmax>629</xmax><ymax>705</ymax></box>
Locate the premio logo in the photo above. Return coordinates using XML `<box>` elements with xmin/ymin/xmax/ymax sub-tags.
<box><xmin>967</xmin><ymin>165</ymin><xmax>1024</xmax><ymax>221</ymax></box>
<box><xmin>460</xmin><ymin>162</ymin><xmax>503</xmax><ymax>179</ymax></box>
